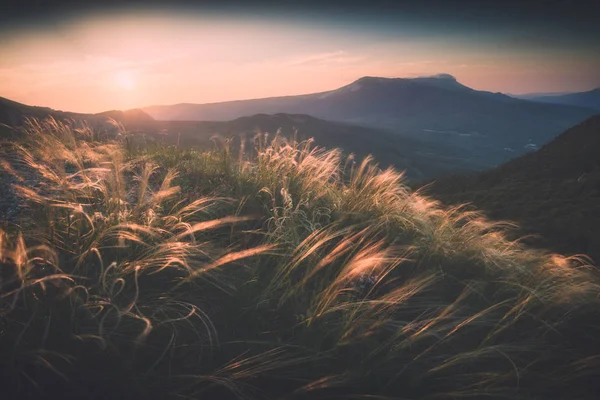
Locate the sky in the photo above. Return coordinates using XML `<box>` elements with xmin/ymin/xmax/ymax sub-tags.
<box><xmin>1</xmin><ymin>0</ymin><xmax>599</xmax><ymax>113</ymax></box>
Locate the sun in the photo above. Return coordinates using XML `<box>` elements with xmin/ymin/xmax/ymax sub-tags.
<box><xmin>115</xmin><ymin>70</ymin><xmax>136</xmax><ymax>91</ymax></box>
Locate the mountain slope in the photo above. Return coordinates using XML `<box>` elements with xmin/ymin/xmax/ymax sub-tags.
<box><xmin>422</xmin><ymin>115</ymin><xmax>600</xmax><ymax>262</ymax></box>
<box><xmin>509</xmin><ymin>91</ymin><xmax>574</xmax><ymax>99</ymax></box>
<box><xmin>93</xmin><ymin>108</ymin><xmax>156</xmax><ymax>124</ymax></box>
<box><xmin>527</xmin><ymin>88</ymin><xmax>600</xmax><ymax>110</ymax></box>
<box><xmin>123</xmin><ymin>113</ymin><xmax>491</xmax><ymax>180</ymax></box>
<box><xmin>0</xmin><ymin>96</ymin><xmax>82</xmax><ymax>127</ymax></box>
<box><xmin>143</xmin><ymin>75</ymin><xmax>596</xmax><ymax>157</ymax></box>
<box><xmin>0</xmin><ymin>96</ymin><xmax>495</xmax><ymax>180</ymax></box>
<box><xmin>0</xmin><ymin>96</ymin><xmax>154</xmax><ymax>133</ymax></box>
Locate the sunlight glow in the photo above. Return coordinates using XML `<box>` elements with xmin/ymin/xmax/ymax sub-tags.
<box><xmin>115</xmin><ymin>70</ymin><xmax>136</xmax><ymax>91</ymax></box>
<box><xmin>0</xmin><ymin>10</ymin><xmax>598</xmax><ymax>112</ymax></box>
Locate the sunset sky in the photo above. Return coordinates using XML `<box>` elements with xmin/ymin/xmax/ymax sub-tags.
<box><xmin>1</xmin><ymin>0</ymin><xmax>599</xmax><ymax>113</ymax></box>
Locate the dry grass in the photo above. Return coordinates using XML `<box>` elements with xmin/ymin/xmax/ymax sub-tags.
<box><xmin>1</xmin><ymin>118</ymin><xmax>599</xmax><ymax>399</ymax></box>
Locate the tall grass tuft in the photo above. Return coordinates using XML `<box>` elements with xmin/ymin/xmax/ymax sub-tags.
<box><xmin>1</xmin><ymin>118</ymin><xmax>599</xmax><ymax>399</ymax></box>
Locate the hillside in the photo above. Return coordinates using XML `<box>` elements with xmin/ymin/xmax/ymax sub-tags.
<box><xmin>143</xmin><ymin>75</ymin><xmax>597</xmax><ymax>165</ymax></box>
<box><xmin>0</xmin><ymin>96</ymin><xmax>83</xmax><ymax>138</ymax></box>
<box><xmin>93</xmin><ymin>108</ymin><xmax>156</xmax><ymax>124</ymax></box>
<box><xmin>526</xmin><ymin>88</ymin><xmax>600</xmax><ymax>110</ymax></box>
<box><xmin>0</xmin><ymin>96</ymin><xmax>82</xmax><ymax>126</ymax></box>
<box><xmin>125</xmin><ymin>113</ymin><xmax>494</xmax><ymax>180</ymax></box>
<box><xmin>510</xmin><ymin>91</ymin><xmax>574</xmax><ymax>100</ymax></box>
<box><xmin>1</xmin><ymin>119</ymin><xmax>599</xmax><ymax>399</ymax></box>
<box><xmin>0</xmin><ymin>97</ymin><xmax>494</xmax><ymax>180</ymax></box>
<box><xmin>0</xmin><ymin>96</ymin><xmax>154</xmax><ymax>137</ymax></box>
<box><xmin>422</xmin><ymin>115</ymin><xmax>600</xmax><ymax>262</ymax></box>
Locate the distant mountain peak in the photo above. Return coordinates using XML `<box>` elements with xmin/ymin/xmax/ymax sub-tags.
<box><xmin>341</xmin><ymin>75</ymin><xmax>465</xmax><ymax>95</ymax></box>
<box><xmin>348</xmin><ymin>74</ymin><xmax>465</xmax><ymax>92</ymax></box>
<box><xmin>422</xmin><ymin>73</ymin><xmax>457</xmax><ymax>80</ymax></box>
<box><xmin>94</xmin><ymin>108</ymin><xmax>155</xmax><ymax>122</ymax></box>
<box><xmin>353</xmin><ymin>76</ymin><xmax>392</xmax><ymax>84</ymax></box>
<box><xmin>353</xmin><ymin>74</ymin><xmax>457</xmax><ymax>84</ymax></box>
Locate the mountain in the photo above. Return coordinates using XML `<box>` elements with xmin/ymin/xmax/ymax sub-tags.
<box><xmin>93</xmin><ymin>109</ymin><xmax>156</xmax><ymax>124</ymax></box>
<box><xmin>0</xmin><ymin>96</ymin><xmax>497</xmax><ymax>180</ymax></box>
<box><xmin>508</xmin><ymin>91</ymin><xmax>574</xmax><ymax>100</ymax></box>
<box><xmin>0</xmin><ymin>96</ymin><xmax>154</xmax><ymax>135</ymax></box>
<box><xmin>0</xmin><ymin>96</ymin><xmax>82</xmax><ymax>127</ymax></box>
<box><xmin>143</xmin><ymin>75</ymin><xmax>596</xmax><ymax>164</ymax></box>
<box><xmin>141</xmin><ymin>74</ymin><xmax>500</xmax><ymax>123</ymax></box>
<box><xmin>421</xmin><ymin>115</ymin><xmax>600</xmax><ymax>262</ymax></box>
<box><xmin>525</xmin><ymin>88</ymin><xmax>600</xmax><ymax>110</ymax></box>
<box><xmin>121</xmin><ymin>113</ymin><xmax>491</xmax><ymax>181</ymax></box>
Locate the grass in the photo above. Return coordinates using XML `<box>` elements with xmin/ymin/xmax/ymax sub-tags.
<box><xmin>1</xmin><ymin>117</ymin><xmax>599</xmax><ymax>399</ymax></box>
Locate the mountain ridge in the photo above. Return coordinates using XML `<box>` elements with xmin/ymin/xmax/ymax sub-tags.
<box><xmin>142</xmin><ymin>75</ymin><xmax>597</xmax><ymax>169</ymax></box>
<box><xmin>422</xmin><ymin>114</ymin><xmax>600</xmax><ymax>262</ymax></box>
<box><xmin>0</xmin><ymin>95</ymin><xmax>497</xmax><ymax>180</ymax></box>
<box><xmin>143</xmin><ymin>74</ymin><xmax>503</xmax><ymax>111</ymax></box>
<box><xmin>120</xmin><ymin>111</ymin><xmax>491</xmax><ymax>180</ymax></box>
<box><xmin>0</xmin><ymin>96</ymin><xmax>154</xmax><ymax>128</ymax></box>
<box><xmin>525</xmin><ymin>88</ymin><xmax>600</xmax><ymax>110</ymax></box>
<box><xmin>142</xmin><ymin>74</ymin><xmax>595</xmax><ymax>142</ymax></box>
